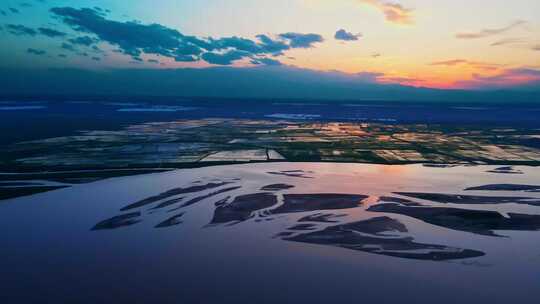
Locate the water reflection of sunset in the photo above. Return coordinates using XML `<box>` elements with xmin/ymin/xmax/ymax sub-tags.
<box><xmin>378</xmin><ymin>164</ymin><xmax>411</xmax><ymax>176</ymax></box>
<box><xmin>296</xmin><ymin>163</ymin><xmax>419</xmax><ymax>197</ymax></box>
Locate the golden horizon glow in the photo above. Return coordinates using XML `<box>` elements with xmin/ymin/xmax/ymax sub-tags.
<box><xmin>1</xmin><ymin>0</ymin><xmax>539</xmax><ymax>89</ymax></box>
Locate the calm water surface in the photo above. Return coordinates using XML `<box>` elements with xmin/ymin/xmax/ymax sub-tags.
<box><xmin>1</xmin><ymin>163</ymin><xmax>539</xmax><ymax>303</ymax></box>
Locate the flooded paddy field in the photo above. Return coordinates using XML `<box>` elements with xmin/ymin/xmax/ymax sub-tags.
<box><xmin>1</xmin><ymin>162</ymin><xmax>539</xmax><ymax>303</ymax></box>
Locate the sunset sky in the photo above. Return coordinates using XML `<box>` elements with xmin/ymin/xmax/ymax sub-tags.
<box><xmin>1</xmin><ymin>0</ymin><xmax>539</xmax><ymax>90</ymax></box>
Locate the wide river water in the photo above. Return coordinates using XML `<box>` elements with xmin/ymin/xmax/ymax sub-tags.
<box><xmin>1</xmin><ymin>163</ymin><xmax>539</xmax><ymax>303</ymax></box>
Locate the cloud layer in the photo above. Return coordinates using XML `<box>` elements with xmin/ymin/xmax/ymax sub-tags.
<box><xmin>48</xmin><ymin>7</ymin><xmax>323</xmax><ymax>65</ymax></box>
<box><xmin>358</xmin><ymin>0</ymin><xmax>414</xmax><ymax>25</ymax></box>
<box><xmin>335</xmin><ymin>29</ymin><xmax>362</xmax><ymax>41</ymax></box>
<box><xmin>456</xmin><ymin>20</ymin><xmax>527</xmax><ymax>39</ymax></box>
<box><xmin>27</xmin><ymin>48</ymin><xmax>46</xmax><ymax>55</ymax></box>
<box><xmin>456</xmin><ymin>68</ymin><xmax>540</xmax><ymax>89</ymax></box>
<box><xmin>431</xmin><ymin>59</ymin><xmax>502</xmax><ymax>71</ymax></box>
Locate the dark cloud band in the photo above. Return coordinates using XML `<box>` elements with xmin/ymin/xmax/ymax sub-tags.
<box><xmin>49</xmin><ymin>7</ymin><xmax>324</xmax><ymax>66</ymax></box>
<box><xmin>335</xmin><ymin>29</ymin><xmax>361</xmax><ymax>41</ymax></box>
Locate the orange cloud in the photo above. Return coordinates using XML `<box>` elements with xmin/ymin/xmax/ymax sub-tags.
<box><xmin>365</xmin><ymin>60</ymin><xmax>537</xmax><ymax>90</ymax></box>
<box><xmin>490</xmin><ymin>38</ymin><xmax>540</xmax><ymax>52</ymax></box>
<box><xmin>430</xmin><ymin>59</ymin><xmax>503</xmax><ymax>71</ymax></box>
<box><xmin>490</xmin><ymin>37</ymin><xmax>528</xmax><ymax>46</ymax></box>
<box><xmin>455</xmin><ymin>68</ymin><xmax>540</xmax><ymax>89</ymax></box>
<box><xmin>455</xmin><ymin>20</ymin><xmax>527</xmax><ymax>39</ymax></box>
<box><xmin>358</xmin><ymin>0</ymin><xmax>414</xmax><ymax>25</ymax></box>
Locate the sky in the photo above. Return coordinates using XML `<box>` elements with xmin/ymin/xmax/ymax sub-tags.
<box><xmin>1</xmin><ymin>0</ymin><xmax>539</xmax><ymax>92</ymax></box>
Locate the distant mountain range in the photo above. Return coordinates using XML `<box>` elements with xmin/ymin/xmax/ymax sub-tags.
<box><xmin>1</xmin><ymin>66</ymin><xmax>539</xmax><ymax>102</ymax></box>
